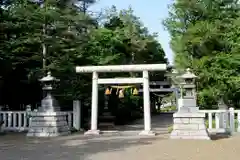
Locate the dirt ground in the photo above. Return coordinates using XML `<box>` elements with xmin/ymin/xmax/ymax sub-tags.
<box><xmin>89</xmin><ymin>134</ymin><xmax>240</xmax><ymax>160</ymax></box>
<box><xmin>1</xmin><ymin>133</ymin><xmax>240</xmax><ymax>160</ymax></box>
<box><xmin>1</xmin><ymin>114</ymin><xmax>240</xmax><ymax>160</ymax></box>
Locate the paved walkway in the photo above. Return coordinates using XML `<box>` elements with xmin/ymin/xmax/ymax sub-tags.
<box><xmin>1</xmin><ymin>114</ymin><xmax>240</xmax><ymax>160</ymax></box>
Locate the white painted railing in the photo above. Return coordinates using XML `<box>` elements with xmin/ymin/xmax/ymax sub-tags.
<box><xmin>0</xmin><ymin>111</ymin><xmax>73</xmax><ymax>132</ymax></box>
<box><xmin>199</xmin><ymin>108</ymin><xmax>240</xmax><ymax>133</ymax></box>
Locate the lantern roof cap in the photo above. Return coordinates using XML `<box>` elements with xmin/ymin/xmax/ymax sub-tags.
<box><xmin>180</xmin><ymin>68</ymin><xmax>197</xmax><ymax>79</ymax></box>
<box><xmin>39</xmin><ymin>72</ymin><xmax>60</xmax><ymax>82</ymax></box>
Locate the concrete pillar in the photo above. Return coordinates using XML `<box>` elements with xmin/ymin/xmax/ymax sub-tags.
<box><xmin>73</xmin><ymin>100</ymin><xmax>81</xmax><ymax>130</ymax></box>
<box><xmin>139</xmin><ymin>70</ymin><xmax>155</xmax><ymax>136</ymax></box>
<box><xmin>85</xmin><ymin>71</ymin><xmax>100</xmax><ymax>135</ymax></box>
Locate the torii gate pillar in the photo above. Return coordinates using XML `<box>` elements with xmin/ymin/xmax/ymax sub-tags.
<box><xmin>76</xmin><ymin>64</ymin><xmax>167</xmax><ymax>135</ymax></box>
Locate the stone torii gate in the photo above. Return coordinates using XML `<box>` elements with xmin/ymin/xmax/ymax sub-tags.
<box><xmin>76</xmin><ymin>64</ymin><xmax>167</xmax><ymax>136</ymax></box>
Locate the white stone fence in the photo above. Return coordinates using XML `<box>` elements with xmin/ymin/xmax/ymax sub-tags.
<box><xmin>0</xmin><ymin>110</ymin><xmax>74</xmax><ymax>132</ymax></box>
<box><xmin>0</xmin><ymin>100</ymin><xmax>81</xmax><ymax>132</ymax></box>
<box><xmin>1</xmin><ymin>103</ymin><xmax>240</xmax><ymax>134</ymax></box>
<box><xmin>199</xmin><ymin>108</ymin><xmax>240</xmax><ymax>133</ymax></box>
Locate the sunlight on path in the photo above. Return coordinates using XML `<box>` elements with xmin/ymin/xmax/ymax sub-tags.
<box><xmin>89</xmin><ymin>135</ymin><xmax>240</xmax><ymax>160</ymax></box>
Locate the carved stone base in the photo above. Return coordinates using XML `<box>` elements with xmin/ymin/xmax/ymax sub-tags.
<box><xmin>139</xmin><ymin>130</ymin><xmax>156</xmax><ymax>136</ymax></box>
<box><xmin>170</xmin><ymin>112</ymin><xmax>210</xmax><ymax>140</ymax></box>
<box><xmin>84</xmin><ymin>129</ymin><xmax>100</xmax><ymax>135</ymax></box>
<box><xmin>27</xmin><ymin>112</ymin><xmax>70</xmax><ymax>137</ymax></box>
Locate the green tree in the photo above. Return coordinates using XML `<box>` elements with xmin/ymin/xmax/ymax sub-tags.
<box><xmin>164</xmin><ymin>0</ymin><xmax>240</xmax><ymax>108</ymax></box>
<box><xmin>0</xmin><ymin>2</ymin><xmax>168</xmax><ymax>113</ymax></box>
<box><xmin>96</xmin><ymin>6</ymin><xmax>167</xmax><ymax>79</ymax></box>
<box><xmin>0</xmin><ymin>0</ymin><xmax>97</xmax><ymax>107</ymax></box>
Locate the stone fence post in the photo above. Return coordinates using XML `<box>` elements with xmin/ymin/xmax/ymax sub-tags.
<box><xmin>177</xmin><ymin>98</ymin><xmax>183</xmax><ymax>111</ymax></box>
<box><xmin>73</xmin><ymin>100</ymin><xmax>81</xmax><ymax>130</ymax></box>
<box><xmin>229</xmin><ymin>107</ymin><xmax>235</xmax><ymax>134</ymax></box>
<box><xmin>218</xmin><ymin>99</ymin><xmax>228</xmax><ymax>129</ymax></box>
<box><xmin>219</xmin><ymin>112</ymin><xmax>228</xmax><ymax>129</ymax></box>
<box><xmin>26</xmin><ymin>105</ymin><xmax>32</xmax><ymax>127</ymax></box>
<box><xmin>237</xmin><ymin>111</ymin><xmax>240</xmax><ymax>133</ymax></box>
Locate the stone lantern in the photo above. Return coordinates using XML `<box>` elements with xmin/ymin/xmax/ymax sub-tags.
<box><xmin>179</xmin><ymin>68</ymin><xmax>198</xmax><ymax>113</ymax></box>
<box><xmin>27</xmin><ymin>72</ymin><xmax>70</xmax><ymax>137</ymax></box>
<box><xmin>170</xmin><ymin>68</ymin><xmax>210</xmax><ymax>140</ymax></box>
<box><xmin>39</xmin><ymin>72</ymin><xmax>60</xmax><ymax>112</ymax></box>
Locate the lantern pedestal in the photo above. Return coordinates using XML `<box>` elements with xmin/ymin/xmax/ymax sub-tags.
<box><xmin>170</xmin><ymin>112</ymin><xmax>210</xmax><ymax>140</ymax></box>
<box><xmin>27</xmin><ymin>112</ymin><xmax>70</xmax><ymax>137</ymax></box>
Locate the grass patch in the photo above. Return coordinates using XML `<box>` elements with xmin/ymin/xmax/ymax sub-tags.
<box><xmin>160</xmin><ymin>106</ymin><xmax>177</xmax><ymax>112</ymax></box>
<box><xmin>168</xmin><ymin>125</ymin><xmax>173</xmax><ymax>133</ymax></box>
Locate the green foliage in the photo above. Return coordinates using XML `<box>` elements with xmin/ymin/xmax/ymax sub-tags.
<box><xmin>168</xmin><ymin>125</ymin><xmax>173</xmax><ymax>133</ymax></box>
<box><xmin>0</xmin><ymin>1</ymin><xmax>167</xmax><ymax>114</ymax></box>
<box><xmin>164</xmin><ymin>0</ymin><xmax>240</xmax><ymax>109</ymax></box>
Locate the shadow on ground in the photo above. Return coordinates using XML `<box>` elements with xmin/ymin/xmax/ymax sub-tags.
<box><xmin>0</xmin><ymin>114</ymin><xmax>173</xmax><ymax>160</ymax></box>
<box><xmin>210</xmin><ymin>133</ymin><xmax>231</xmax><ymax>140</ymax></box>
<box><xmin>0</xmin><ymin>132</ymin><xmax>165</xmax><ymax>160</ymax></box>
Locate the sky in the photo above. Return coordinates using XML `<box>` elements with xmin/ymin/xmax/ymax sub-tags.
<box><xmin>90</xmin><ymin>0</ymin><xmax>174</xmax><ymax>64</ymax></box>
